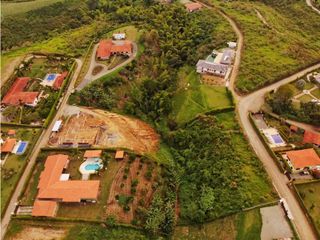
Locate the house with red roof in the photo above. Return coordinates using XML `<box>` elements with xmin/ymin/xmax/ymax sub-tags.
<box><xmin>283</xmin><ymin>148</ymin><xmax>320</xmax><ymax>173</ymax></box>
<box><xmin>1</xmin><ymin>138</ymin><xmax>17</xmax><ymax>153</ymax></box>
<box><xmin>32</xmin><ymin>154</ymin><xmax>100</xmax><ymax>217</ymax></box>
<box><xmin>1</xmin><ymin>77</ymin><xmax>39</xmax><ymax>107</ymax></box>
<box><xmin>53</xmin><ymin>72</ymin><xmax>68</xmax><ymax>90</ymax></box>
<box><xmin>96</xmin><ymin>40</ymin><xmax>132</xmax><ymax>60</ymax></box>
<box><xmin>185</xmin><ymin>2</ymin><xmax>202</xmax><ymax>12</ymax></box>
<box><xmin>303</xmin><ymin>131</ymin><xmax>320</xmax><ymax>146</ymax></box>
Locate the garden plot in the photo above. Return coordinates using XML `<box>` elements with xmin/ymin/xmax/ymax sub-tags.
<box><xmin>49</xmin><ymin>106</ymin><xmax>159</xmax><ymax>153</ymax></box>
<box><xmin>106</xmin><ymin>156</ymin><xmax>157</xmax><ymax>223</ymax></box>
<box><xmin>7</xmin><ymin>227</ymin><xmax>67</xmax><ymax>240</ymax></box>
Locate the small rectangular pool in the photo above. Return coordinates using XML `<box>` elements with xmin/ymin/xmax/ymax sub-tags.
<box><xmin>271</xmin><ymin>134</ymin><xmax>284</xmax><ymax>144</ymax></box>
<box><xmin>16</xmin><ymin>141</ymin><xmax>28</xmax><ymax>155</ymax></box>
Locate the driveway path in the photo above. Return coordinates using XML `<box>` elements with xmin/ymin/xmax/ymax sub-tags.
<box><xmin>0</xmin><ymin>59</ymin><xmax>83</xmax><ymax>240</ymax></box>
<box><xmin>77</xmin><ymin>42</ymin><xmax>138</xmax><ymax>90</ymax></box>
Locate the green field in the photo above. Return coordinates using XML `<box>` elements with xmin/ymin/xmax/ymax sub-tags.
<box><xmin>1</xmin><ymin>126</ymin><xmax>41</xmax><ymax>215</ymax></box>
<box><xmin>296</xmin><ymin>181</ymin><xmax>320</xmax><ymax>234</ymax></box>
<box><xmin>172</xmin><ymin>67</ymin><xmax>233</xmax><ymax>124</ymax></box>
<box><xmin>173</xmin><ymin>208</ymin><xmax>262</xmax><ymax>240</ymax></box>
<box><xmin>1</xmin><ymin>0</ymin><xmax>63</xmax><ymax>18</ymax></box>
<box><xmin>212</xmin><ymin>0</ymin><xmax>320</xmax><ymax>93</ymax></box>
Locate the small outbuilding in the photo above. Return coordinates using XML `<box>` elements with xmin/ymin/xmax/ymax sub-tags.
<box><xmin>7</xmin><ymin>129</ymin><xmax>16</xmax><ymax>136</ymax></box>
<box><xmin>185</xmin><ymin>2</ymin><xmax>202</xmax><ymax>12</ymax></box>
<box><xmin>113</xmin><ymin>33</ymin><xmax>126</xmax><ymax>40</ymax></box>
<box><xmin>52</xmin><ymin>120</ymin><xmax>62</xmax><ymax>132</ymax></box>
<box><xmin>227</xmin><ymin>41</ymin><xmax>237</xmax><ymax>49</ymax></box>
<box><xmin>115</xmin><ymin>150</ymin><xmax>124</xmax><ymax>160</ymax></box>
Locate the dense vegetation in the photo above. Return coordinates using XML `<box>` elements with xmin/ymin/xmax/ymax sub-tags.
<box><xmin>212</xmin><ymin>0</ymin><xmax>320</xmax><ymax>92</ymax></box>
<box><xmin>166</xmin><ymin>114</ymin><xmax>274</xmax><ymax>222</ymax></box>
<box><xmin>2</xmin><ymin>0</ymin><xmax>92</xmax><ymax>50</ymax></box>
<box><xmin>267</xmin><ymin>84</ymin><xmax>320</xmax><ymax>125</ymax></box>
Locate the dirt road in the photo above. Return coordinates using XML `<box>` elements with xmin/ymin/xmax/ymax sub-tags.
<box><xmin>306</xmin><ymin>0</ymin><xmax>320</xmax><ymax>14</ymax></box>
<box><xmin>0</xmin><ymin>59</ymin><xmax>83</xmax><ymax>240</ymax></box>
<box><xmin>77</xmin><ymin>42</ymin><xmax>138</xmax><ymax>90</ymax></box>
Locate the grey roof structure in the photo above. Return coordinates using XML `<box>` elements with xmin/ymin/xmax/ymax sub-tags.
<box><xmin>196</xmin><ymin>60</ymin><xmax>228</xmax><ymax>76</ymax></box>
<box><xmin>220</xmin><ymin>49</ymin><xmax>235</xmax><ymax>65</ymax></box>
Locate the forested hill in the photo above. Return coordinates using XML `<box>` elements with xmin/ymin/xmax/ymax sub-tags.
<box><xmin>1</xmin><ymin>0</ymin><xmax>92</xmax><ymax>50</ymax></box>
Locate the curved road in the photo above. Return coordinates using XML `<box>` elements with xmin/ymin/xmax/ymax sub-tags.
<box><xmin>0</xmin><ymin>59</ymin><xmax>83</xmax><ymax>240</ymax></box>
<box><xmin>77</xmin><ymin>42</ymin><xmax>138</xmax><ymax>90</ymax></box>
<box><xmin>200</xmin><ymin>1</ymin><xmax>319</xmax><ymax>239</ymax></box>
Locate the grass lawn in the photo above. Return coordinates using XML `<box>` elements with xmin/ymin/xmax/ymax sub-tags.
<box><xmin>1</xmin><ymin>127</ymin><xmax>41</xmax><ymax>215</ymax></box>
<box><xmin>295</xmin><ymin>181</ymin><xmax>320</xmax><ymax>234</ymax></box>
<box><xmin>173</xmin><ymin>208</ymin><xmax>262</xmax><ymax>240</ymax></box>
<box><xmin>311</xmin><ymin>88</ymin><xmax>320</xmax><ymax>99</ymax></box>
<box><xmin>101</xmin><ymin>25</ymin><xmax>140</xmax><ymax>42</ymax></box>
<box><xmin>1</xmin><ymin>0</ymin><xmax>63</xmax><ymax>18</ymax></box>
<box><xmin>212</xmin><ymin>0</ymin><xmax>320</xmax><ymax>93</ymax></box>
<box><xmin>172</xmin><ymin>67</ymin><xmax>233</xmax><ymax>124</ymax></box>
<box><xmin>297</xmin><ymin>94</ymin><xmax>315</xmax><ymax>103</ymax></box>
<box><xmin>214</xmin><ymin>111</ymin><xmax>239</xmax><ymax>130</ymax></box>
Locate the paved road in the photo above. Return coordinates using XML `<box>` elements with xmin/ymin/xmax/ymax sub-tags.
<box><xmin>199</xmin><ymin>1</ymin><xmax>319</xmax><ymax>239</ymax></box>
<box><xmin>77</xmin><ymin>42</ymin><xmax>138</xmax><ymax>90</ymax></box>
<box><xmin>0</xmin><ymin>59</ymin><xmax>83</xmax><ymax>240</ymax></box>
<box><xmin>306</xmin><ymin>0</ymin><xmax>320</xmax><ymax>14</ymax></box>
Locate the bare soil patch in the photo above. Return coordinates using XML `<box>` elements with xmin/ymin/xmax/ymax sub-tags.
<box><xmin>106</xmin><ymin>156</ymin><xmax>157</xmax><ymax>223</ymax></box>
<box><xmin>201</xmin><ymin>74</ymin><xmax>225</xmax><ymax>86</ymax></box>
<box><xmin>92</xmin><ymin>65</ymin><xmax>103</xmax><ymax>76</ymax></box>
<box><xmin>10</xmin><ymin>227</ymin><xmax>66</xmax><ymax>240</ymax></box>
<box><xmin>49</xmin><ymin>106</ymin><xmax>159</xmax><ymax>154</ymax></box>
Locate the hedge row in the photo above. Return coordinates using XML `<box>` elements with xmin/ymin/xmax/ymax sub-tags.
<box><xmin>0</xmin><ymin>122</ymin><xmax>42</xmax><ymax>128</ymax></box>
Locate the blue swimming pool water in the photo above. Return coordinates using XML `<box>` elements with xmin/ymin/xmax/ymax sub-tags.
<box><xmin>85</xmin><ymin>163</ymin><xmax>100</xmax><ymax>171</ymax></box>
<box><xmin>16</xmin><ymin>141</ymin><xmax>28</xmax><ymax>154</ymax></box>
<box><xmin>47</xmin><ymin>74</ymin><xmax>56</xmax><ymax>81</ymax></box>
<box><xmin>271</xmin><ymin>134</ymin><xmax>284</xmax><ymax>144</ymax></box>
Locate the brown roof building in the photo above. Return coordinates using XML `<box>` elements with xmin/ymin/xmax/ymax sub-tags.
<box><xmin>1</xmin><ymin>138</ymin><xmax>16</xmax><ymax>153</ymax></box>
<box><xmin>115</xmin><ymin>150</ymin><xmax>124</xmax><ymax>160</ymax></box>
<box><xmin>84</xmin><ymin>150</ymin><xmax>102</xmax><ymax>159</ymax></box>
<box><xmin>284</xmin><ymin>148</ymin><xmax>320</xmax><ymax>172</ymax></box>
<box><xmin>1</xmin><ymin>77</ymin><xmax>39</xmax><ymax>107</ymax></box>
<box><xmin>32</xmin><ymin>154</ymin><xmax>100</xmax><ymax>217</ymax></box>
<box><xmin>185</xmin><ymin>2</ymin><xmax>202</xmax><ymax>12</ymax></box>
<box><xmin>303</xmin><ymin>131</ymin><xmax>320</xmax><ymax>146</ymax></box>
<box><xmin>97</xmin><ymin>40</ymin><xmax>132</xmax><ymax>60</ymax></box>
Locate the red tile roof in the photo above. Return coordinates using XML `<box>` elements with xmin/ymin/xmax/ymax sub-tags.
<box><xmin>2</xmin><ymin>77</ymin><xmax>39</xmax><ymax>106</ymax></box>
<box><xmin>36</xmin><ymin>154</ymin><xmax>100</xmax><ymax>202</ymax></box>
<box><xmin>286</xmin><ymin>148</ymin><xmax>320</xmax><ymax>169</ymax></box>
<box><xmin>185</xmin><ymin>2</ymin><xmax>202</xmax><ymax>12</ymax></box>
<box><xmin>290</xmin><ymin>125</ymin><xmax>298</xmax><ymax>132</ymax></box>
<box><xmin>32</xmin><ymin>200</ymin><xmax>58</xmax><ymax>217</ymax></box>
<box><xmin>303</xmin><ymin>131</ymin><xmax>320</xmax><ymax>145</ymax></box>
<box><xmin>97</xmin><ymin>40</ymin><xmax>132</xmax><ymax>59</ymax></box>
<box><xmin>53</xmin><ymin>72</ymin><xmax>68</xmax><ymax>90</ymax></box>
<box><xmin>84</xmin><ymin>150</ymin><xmax>102</xmax><ymax>158</ymax></box>
<box><xmin>1</xmin><ymin>138</ymin><xmax>16</xmax><ymax>153</ymax></box>
<box><xmin>7</xmin><ymin>129</ymin><xmax>16</xmax><ymax>135</ymax></box>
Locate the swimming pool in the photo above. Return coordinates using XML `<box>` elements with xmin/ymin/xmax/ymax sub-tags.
<box><xmin>85</xmin><ymin>163</ymin><xmax>101</xmax><ymax>171</ymax></box>
<box><xmin>16</xmin><ymin>141</ymin><xmax>28</xmax><ymax>155</ymax></box>
<box><xmin>271</xmin><ymin>134</ymin><xmax>284</xmax><ymax>144</ymax></box>
<box><xmin>46</xmin><ymin>74</ymin><xmax>57</xmax><ymax>81</ymax></box>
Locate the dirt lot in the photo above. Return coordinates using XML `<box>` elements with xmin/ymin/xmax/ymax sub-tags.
<box><xmin>201</xmin><ymin>74</ymin><xmax>225</xmax><ymax>86</ymax></box>
<box><xmin>49</xmin><ymin>106</ymin><xmax>159</xmax><ymax>153</ymax></box>
<box><xmin>106</xmin><ymin>156</ymin><xmax>157</xmax><ymax>223</ymax></box>
<box><xmin>9</xmin><ymin>227</ymin><xmax>66</xmax><ymax>240</ymax></box>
